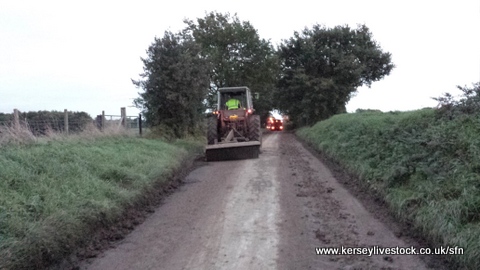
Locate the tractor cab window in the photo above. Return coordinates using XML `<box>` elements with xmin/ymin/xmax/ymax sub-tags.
<box><xmin>221</xmin><ymin>92</ymin><xmax>246</xmax><ymax>110</ymax></box>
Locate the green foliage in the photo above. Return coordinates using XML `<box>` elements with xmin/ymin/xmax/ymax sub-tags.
<box><xmin>355</xmin><ymin>108</ymin><xmax>383</xmax><ymax>113</ymax></box>
<box><xmin>184</xmin><ymin>12</ymin><xmax>279</xmax><ymax>122</ymax></box>
<box><xmin>0</xmin><ymin>136</ymin><xmax>202</xmax><ymax>269</ymax></box>
<box><xmin>298</xmin><ymin>105</ymin><xmax>480</xmax><ymax>269</ymax></box>
<box><xmin>133</xmin><ymin>31</ymin><xmax>210</xmax><ymax>138</ymax></box>
<box><xmin>276</xmin><ymin>24</ymin><xmax>394</xmax><ymax>126</ymax></box>
<box><xmin>135</xmin><ymin>14</ymin><xmax>394</xmax><ymax>132</ymax></box>
<box><xmin>433</xmin><ymin>82</ymin><xmax>480</xmax><ymax>118</ymax></box>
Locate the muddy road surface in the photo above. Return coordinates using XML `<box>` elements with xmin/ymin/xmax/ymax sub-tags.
<box><xmin>80</xmin><ymin>132</ymin><xmax>432</xmax><ymax>270</ymax></box>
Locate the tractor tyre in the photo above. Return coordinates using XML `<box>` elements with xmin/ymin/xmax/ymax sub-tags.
<box><xmin>207</xmin><ymin>116</ymin><xmax>218</xmax><ymax>145</ymax></box>
<box><xmin>248</xmin><ymin>115</ymin><xmax>261</xmax><ymax>142</ymax></box>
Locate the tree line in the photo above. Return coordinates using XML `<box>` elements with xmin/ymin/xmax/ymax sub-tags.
<box><xmin>133</xmin><ymin>12</ymin><xmax>394</xmax><ymax>137</ymax></box>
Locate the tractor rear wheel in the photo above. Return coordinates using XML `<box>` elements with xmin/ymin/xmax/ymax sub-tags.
<box><xmin>207</xmin><ymin>116</ymin><xmax>218</xmax><ymax>145</ymax></box>
<box><xmin>248</xmin><ymin>115</ymin><xmax>261</xmax><ymax>142</ymax></box>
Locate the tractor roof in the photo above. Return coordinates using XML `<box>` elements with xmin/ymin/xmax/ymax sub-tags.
<box><xmin>218</xmin><ymin>86</ymin><xmax>250</xmax><ymax>93</ymax></box>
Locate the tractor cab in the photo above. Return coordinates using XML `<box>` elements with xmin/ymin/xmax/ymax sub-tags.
<box><xmin>217</xmin><ymin>87</ymin><xmax>253</xmax><ymax>112</ymax></box>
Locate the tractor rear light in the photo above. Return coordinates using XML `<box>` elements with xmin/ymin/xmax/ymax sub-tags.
<box><xmin>213</xmin><ymin>110</ymin><xmax>218</xmax><ymax>115</ymax></box>
<box><xmin>280</xmin><ymin>126</ymin><xmax>283</xmax><ymax>130</ymax></box>
<box><xmin>247</xmin><ymin>109</ymin><xmax>253</xmax><ymax>114</ymax></box>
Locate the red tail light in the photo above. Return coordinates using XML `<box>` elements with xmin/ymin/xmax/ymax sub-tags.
<box><xmin>247</xmin><ymin>109</ymin><xmax>252</xmax><ymax>114</ymax></box>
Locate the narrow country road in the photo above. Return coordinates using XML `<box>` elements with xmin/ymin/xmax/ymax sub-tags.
<box><xmin>79</xmin><ymin>132</ymin><xmax>431</xmax><ymax>270</ymax></box>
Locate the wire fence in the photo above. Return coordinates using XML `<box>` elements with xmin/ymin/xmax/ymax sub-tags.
<box><xmin>0</xmin><ymin>108</ymin><xmax>144</xmax><ymax>137</ymax></box>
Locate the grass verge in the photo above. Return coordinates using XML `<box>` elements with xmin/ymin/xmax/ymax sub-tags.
<box><xmin>0</xmin><ymin>135</ymin><xmax>204</xmax><ymax>269</ymax></box>
<box><xmin>297</xmin><ymin>109</ymin><xmax>480</xmax><ymax>269</ymax></box>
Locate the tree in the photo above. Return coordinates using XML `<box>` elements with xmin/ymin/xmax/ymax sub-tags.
<box><xmin>183</xmin><ymin>12</ymin><xmax>279</xmax><ymax>122</ymax></box>
<box><xmin>133</xmin><ymin>31</ymin><xmax>210</xmax><ymax>138</ymax></box>
<box><xmin>276</xmin><ymin>24</ymin><xmax>394</xmax><ymax>126</ymax></box>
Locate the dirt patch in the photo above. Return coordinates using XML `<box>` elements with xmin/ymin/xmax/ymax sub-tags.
<box><xmin>276</xmin><ymin>132</ymin><xmax>372</xmax><ymax>269</ymax></box>
<box><xmin>49</xmin><ymin>155</ymin><xmax>206</xmax><ymax>270</ymax></box>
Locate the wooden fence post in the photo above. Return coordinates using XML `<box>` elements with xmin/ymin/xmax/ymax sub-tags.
<box><xmin>13</xmin><ymin>109</ymin><xmax>20</xmax><ymax>130</ymax></box>
<box><xmin>139</xmin><ymin>113</ymin><xmax>142</xmax><ymax>136</ymax></box>
<box><xmin>102</xmin><ymin>110</ymin><xmax>105</xmax><ymax>130</ymax></box>
<box><xmin>64</xmin><ymin>109</ymin><xmax>69</xmax><ymax>135</ymax></box>
<box><xmin>120</xmin><ymin>107</ymin><xmax>126</xmax><ymax>128</ymax></box>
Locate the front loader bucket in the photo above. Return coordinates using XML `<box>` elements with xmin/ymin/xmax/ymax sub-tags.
<box><xmin>205</xmin><ymin>141</ymin><xmax>261</xmax><ymax>162</ymax></box>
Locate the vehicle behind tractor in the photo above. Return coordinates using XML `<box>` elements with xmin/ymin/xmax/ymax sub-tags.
<box><xmin>266</xmin><ymin>117</ymin><xmax>284</xmax><ymax>131</ymax></box>
<box><xmin>205</xmin><ymin>86</ymin><xmax>262</xmax><ymax>161</ymax></box>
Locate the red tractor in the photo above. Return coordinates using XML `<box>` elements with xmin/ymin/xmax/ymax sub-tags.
<box><xmin>205</xmin><ymin>86</ymin><xmax>261</xmax><ymax>161</ymax></box>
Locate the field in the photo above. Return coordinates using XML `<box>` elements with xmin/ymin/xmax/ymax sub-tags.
<box><xmin>297</xmin><ymin>108</ymin><xmax>480</xmax><ymax>269</ymax></box>
<box><xmin>0</xmin><ymin>132</ymin><xmax>203</xmax><ymax>269</ymax></box>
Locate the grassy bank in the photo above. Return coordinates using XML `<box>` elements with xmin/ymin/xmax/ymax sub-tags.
<box><xmin>0</xmin><ymin>135</ymin><xmax>203</xmax><ymax>269</ymax></box>
<box><xmin>298</xmin><ymin>109</ymin><xmax>480</xmax><ymax>269</ymax></box>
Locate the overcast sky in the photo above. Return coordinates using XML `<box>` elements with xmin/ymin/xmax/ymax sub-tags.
<box><xmin>1</xmin><ymin>0</ymin><xmax>479</xmax><ymax>118</ymax></box>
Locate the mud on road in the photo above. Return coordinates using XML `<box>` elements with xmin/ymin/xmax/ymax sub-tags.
<box><xmin>78</xmin><ymin>132</ymin><xmax>438</xmax><ymax>270</ymax></box>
